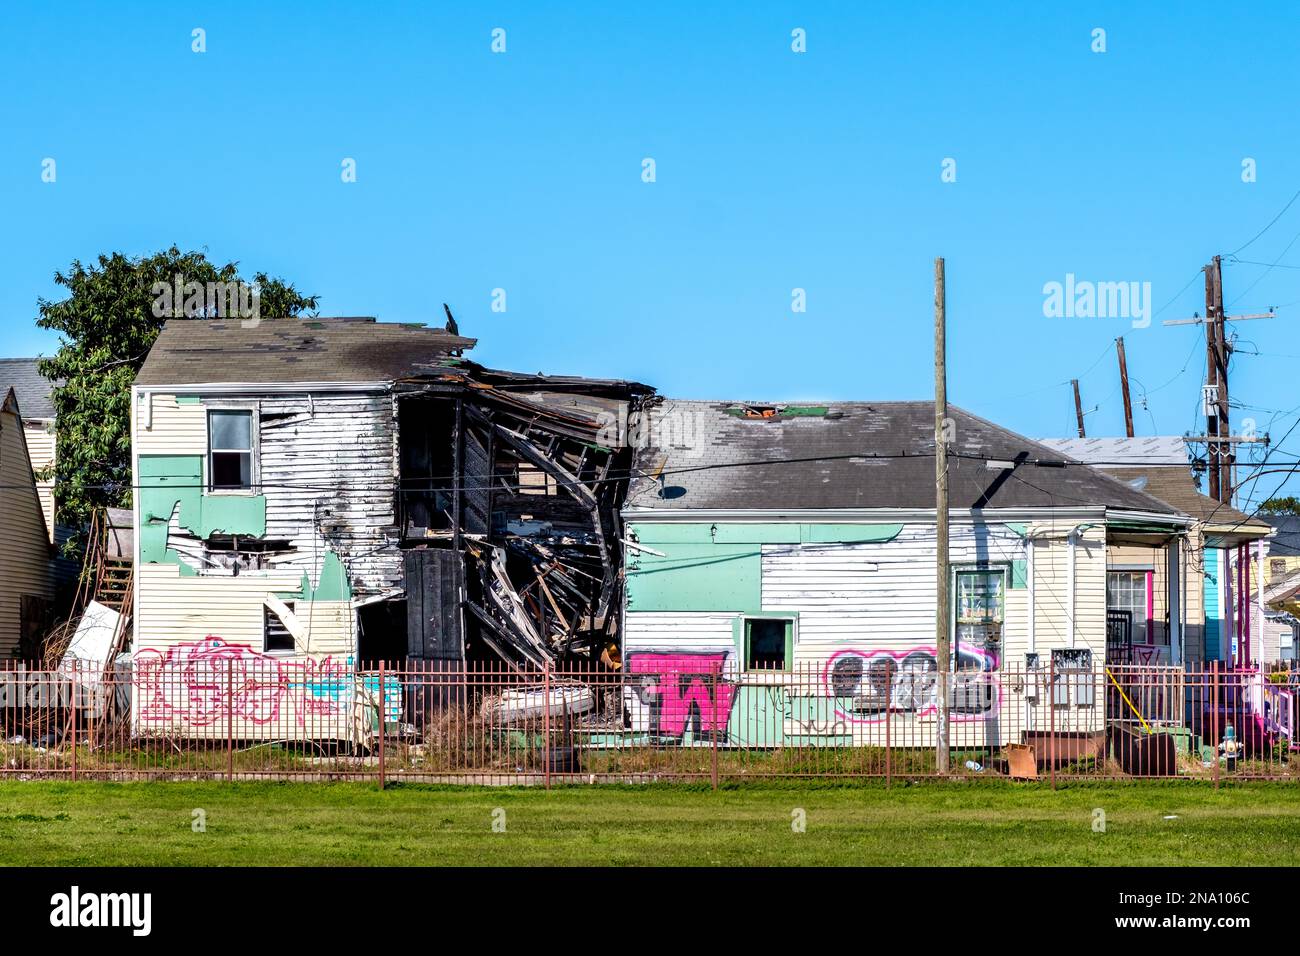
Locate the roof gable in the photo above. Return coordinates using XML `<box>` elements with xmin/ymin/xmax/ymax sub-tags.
<box><xmin>0</xmin><ymin>359</ymin><xmax>57</xmax><ymax>419</ymax></box>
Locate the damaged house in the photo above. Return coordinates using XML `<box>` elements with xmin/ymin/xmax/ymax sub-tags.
<box><xmin>129</xmin><ymin>316</ymin><xmax>651</xmax><ymax>738</ymax></box>
<box><xmin>618</xmin><ymin>400</ymin><xmax>1193</xmax><ymax>750</ymax></box>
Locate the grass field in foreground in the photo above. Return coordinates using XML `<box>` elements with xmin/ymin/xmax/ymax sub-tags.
<box><xmin>2</xmin><ymin>780</ymin><xmax>1299</xmax><ymax>866</ymax></box>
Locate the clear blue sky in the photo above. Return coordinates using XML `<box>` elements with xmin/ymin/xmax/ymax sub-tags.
<box><xmin>3</xmin><ymin>1</ymin><xmax>1299</xmax><ymax>506</ymax></box>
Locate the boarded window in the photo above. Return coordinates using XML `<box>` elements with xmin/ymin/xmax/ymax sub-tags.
<box><xmin>209</xmin><ymin>409</ymin><xmax>254</xmax><ymax>489</ymax></box>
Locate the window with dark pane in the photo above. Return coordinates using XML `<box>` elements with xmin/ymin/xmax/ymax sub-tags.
<box><xmin>264</xmin><ymin>603</ymin><xmax>295</xmax><ymax>652</ymax></box>
<box><xmin>209</xmin><ymin>409</ymin><xmax>253</xmax><ymax>490</ymax></box>
<box><xmin>745</xmin><ymin>618</ymin><xmax>790</xmax><ymax>670</ymax></box>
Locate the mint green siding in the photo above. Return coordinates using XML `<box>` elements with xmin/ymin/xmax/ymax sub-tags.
<box><xmin>626</xmin><ymin>522</ymin><xmax>904</xmax><ymax>612</ymax></box>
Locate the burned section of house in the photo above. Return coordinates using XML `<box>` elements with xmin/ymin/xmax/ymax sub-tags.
<box><xmin>130</xmin><ymin>317</ymin><xmax>652</xmax><ymax>738</ymax></box>
<box><xmin>396</xmin><ymin>370</ymin><xmax>653</xmax><ymax>669</ymax></box>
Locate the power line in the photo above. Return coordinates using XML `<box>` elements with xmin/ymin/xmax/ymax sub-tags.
<box><xmin>1225</xmin><ymin>186</ymin><xmax>1300</xmax><ymax>257</ymax></box>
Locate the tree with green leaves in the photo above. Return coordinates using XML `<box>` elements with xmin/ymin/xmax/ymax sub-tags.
<box><xmin>36</xmin><ymin>247</ymin><xmax>317</xmax><ymax>552</ymax></box>
<box><xmin>1259</xmin><ymin>496</ymin><xmax>1300</xmax><ymax>516</ymax></box>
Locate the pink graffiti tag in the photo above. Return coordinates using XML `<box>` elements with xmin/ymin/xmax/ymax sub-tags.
<box><xmin>627</xmin><ymin>652</ymin><xmax>735</xmax><ymax>739</ymax></box>
<box><xmin>134</xmin><ymin>637</ymin><xmax>348</xmax><ymax>728</ymax></box>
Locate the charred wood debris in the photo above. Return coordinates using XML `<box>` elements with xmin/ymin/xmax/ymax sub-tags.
<box><xmin>396</xmin><ymin>360</ymin><xmax>657</xmax><ymax>672</ymax></box>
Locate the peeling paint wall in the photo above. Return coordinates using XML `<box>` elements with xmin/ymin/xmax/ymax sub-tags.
<box><xmin>134</xmin><ymin>391</ymin><xmax>396</xmax><ymax>596</ymax></box>
<box><xmin>258</xmin><ymin>393</ymin><xmax>401</xmax><ymax>598</ymax></box>
<box><xmin>131</xmin><ymin>391</ymin><xmax>396</xmax><ymax>695</ymax></box>
<box><xmin>623</xmin><ymin>520</ymin><xmax>1108</xmax><ymax>748</ymax></box>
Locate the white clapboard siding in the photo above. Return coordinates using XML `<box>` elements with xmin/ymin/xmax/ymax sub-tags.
<box><xmin>138</xmin><ymin>392</ymin><xmax>402</xmax><ymax>598</ymax></box>
<box><xmin>135</xmin><ymin>563</ymin><xmax>354</xmax><ymax>656</ymax></box>
<box><xmin>623</xmin><ymin>522</ymin><xmax>1110</xmax><ymax>669</ymax></box>
<box><xmin>258</xmin><ymin>393</ymin><xmax>402</xmax><ymax>597</ymax></box>
<box><xmin>0</xmin><ymin>408</ymin><xmax>56</xmax><ymax>655</ymax></box>
<box><xmin>1022</xmin><ymin>520</ymin><xmax>1106</xmax><ymax>663</ymax></box>
<box><xmin>624</xmin><ymin>612</ymin><xmax>737</xmax><ymax>653</ymax></box>
<box><xmin>762</xmin><ymin>524</ymin><xmax>1032</xmax><ymax>662</ymax></box>
<box><xmin>136</xmin><ymin>394</ymin><xmax>207</xmax><ymax>456</ymax></box>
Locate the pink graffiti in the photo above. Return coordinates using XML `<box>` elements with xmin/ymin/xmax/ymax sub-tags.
<box><xmin>823</xmin><ymin>644</ymin><xmax>1000</xmax><ymax>724</ymax></box>
<box><xmin>134</xmin><ymin>636</ymin><xmax>347</xmax><ymax>728</ymax></box>
<box><xmin>627</xmin><ymin>652</ymin><xmax>735</xmax><ymax>739</ymax></box>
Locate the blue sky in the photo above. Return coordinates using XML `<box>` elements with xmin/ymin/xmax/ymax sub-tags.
<box><xmin>3</xmin><ymin>1</ymin><xmax>1299</xmax><ymax>505</ymax></box>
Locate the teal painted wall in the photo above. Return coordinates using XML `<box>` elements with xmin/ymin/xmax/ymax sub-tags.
<box><xmin>625</xmin><ymin>543</ymin><xmax>762</xmax><ymax>612</ymax></box>
<box><xmin>138</xmin><ymin>454</ymin><xmax>267</xmax><ymax>569</ymax></box>
<box><xmin>1204</xmin><ymin>547</ymin><xmax>1221</xmax><ymax>660</ymax></box>
<box><xmin>625</xmin><ymin>522</ymin><xmax>903</xmax><ymax>612</ymax></box>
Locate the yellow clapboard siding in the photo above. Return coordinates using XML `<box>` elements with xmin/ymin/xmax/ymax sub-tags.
<box><xmin>135</xmin><ymin>394</ymin><xmax>208</xmax><ymax>457</ymax></box>
<box><xmin>135</xmin><ymin>563</ymin><xmax>355</xmax><ymax>657</ymax></box>
<box><xmin>0</xmin><ymin>409</ymin><xmax>55</xmax><ymax>655</ymax></box>
<box><xmin>22</xmin><ymin>422</ymin><xmax>55</xmax><ymax>541</ymax></box>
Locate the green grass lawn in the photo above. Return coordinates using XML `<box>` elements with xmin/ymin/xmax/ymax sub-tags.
<box><xmin>2</xmin><ymin>780</ymin><xmax>1299</xmax><ymax>866</ymax></box>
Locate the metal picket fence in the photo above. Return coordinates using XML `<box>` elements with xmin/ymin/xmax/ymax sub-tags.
<box><xmin>1</xmin><ymin>656</ymin><xmax>1296</xmax><ymax>785</ymax></box>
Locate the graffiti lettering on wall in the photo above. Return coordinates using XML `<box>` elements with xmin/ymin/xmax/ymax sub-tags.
<box><xmin>134</xmin><ymin>637</ymin><xmax>399</xmax><ymax>731</ymax></box>
<box><xmin>824</xmin><ymin>644</ymin><xmax>999</xmax><ymax>723</ymax></box>
<box><xmin>625</xmin><ymin>651</ymin><xmax>736</xmax><ymax>742</ymax></box>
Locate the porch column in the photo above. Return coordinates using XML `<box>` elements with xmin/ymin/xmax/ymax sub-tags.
<box><xmin>1167</xmin><ymin>539</ymin><xmax>1182</xmax><ymax>665</ymax></box>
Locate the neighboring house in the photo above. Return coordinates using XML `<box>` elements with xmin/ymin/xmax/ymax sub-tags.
<box><xmin>1255</xmin><ymin>514</ymin><xmax>1299</xmax><ymax>661</ymax></box>
<box><xmin>0</xmin><ymin>359</ymin><xmax>58</xmax><ymax>540</ymax></box>
<box><xmin>0</xmin><ymin>384</ymin><xmax>56</xmax><ymax>657</ymax></box>
<box><xmin>1037</xmin><ymin>437</ymin><xmax>1274</xmax><ymax>668</ymax></box>
<box><xmin>130</xmin><ymin>317</ymin><xmax>651</xmax><ymax>738</ymax></box>
<box><xmin>619</xmin><ymin>401</ymin><xmax>1190</xmax><ymax>749</ymax></box>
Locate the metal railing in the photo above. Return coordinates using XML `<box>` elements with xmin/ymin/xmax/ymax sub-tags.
<box><xmin>1</xmin><ymin>657</ymin><xmax>1295</xmax><ymax>784</ymax></box>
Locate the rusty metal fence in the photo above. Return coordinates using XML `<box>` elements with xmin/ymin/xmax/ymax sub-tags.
<box><xmin>1</xmin><ymin>657</ymin><xmax>1297</xmax><ymax>784</ymax></box>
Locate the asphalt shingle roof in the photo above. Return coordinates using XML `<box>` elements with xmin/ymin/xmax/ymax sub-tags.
<box><xmin>1104</xmin><ymin>466</ymin><xmax>1271</xmax><ymax>532</ymax></box>
<box><xmin>625</xmin><ymin>400</ymin><xmax>1185</xmax><ymax>514</ymax></box>
<box><xmin>1262</xmin><ymin>515</ymin><xmax>1300</xmax><ymax>556</ymax></box>
<box><xmin>0</xmin><ymin>358</ymin><xmax>57</xmax><ymax>419</ymax></box>
<box><xmin>135</xmin><ymin>318</ymin><xmax>477</xmax><ymax>387</ymax></box>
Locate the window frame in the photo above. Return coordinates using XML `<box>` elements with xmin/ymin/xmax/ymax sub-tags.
<box><xmin>1106</xmin><ymin>569</ymin><xmax>1152</xmax><ymax>645</ymax></box>
<box><xmin>263</xmin><ymin>601</ymin><xmax>297</xmax><ymax>654</ymax></box>
<box><xmin>734</xmin><ymin>612</ymin><xmax>798</xmax><ymax>674</ymax></box>
<box><xmin>950</xmin><ymin>563</ymin><xmax>1008</xmax><ymax>657</ymax></box>
<box><xmin>206</xmin><ymin>404</ymin><xmax>260</xmax><ymax>494</ymax></box>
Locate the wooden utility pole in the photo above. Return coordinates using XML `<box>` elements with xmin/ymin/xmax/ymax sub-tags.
<box><xmin>934</xmin><ymin>257</ymin><xmax>950</xmax><ymax>775</ymax></box>
<box><xmin>1210</xmin><ymin>256</ymin><xmax>1233</xmax><ymax>504</ymax></box>
<box><xmin>1167</xmin><ymin>259</ymin><xmax>1277</xmax><ymax>504</ymax></box>
<box><xmin>1116</xmin><ymin>337</ymin><xmax>1134</xmax><ymax>438</ymax></box>
<box><xmin>1071</xmin><ymin>379</ymin><xmax>1086</xmax><ymax>438</ymax></box>
<box><xmin>1204</xmin><ymin>261</ymin><xmax>1221</xmax><ymax>502</ymax></box>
